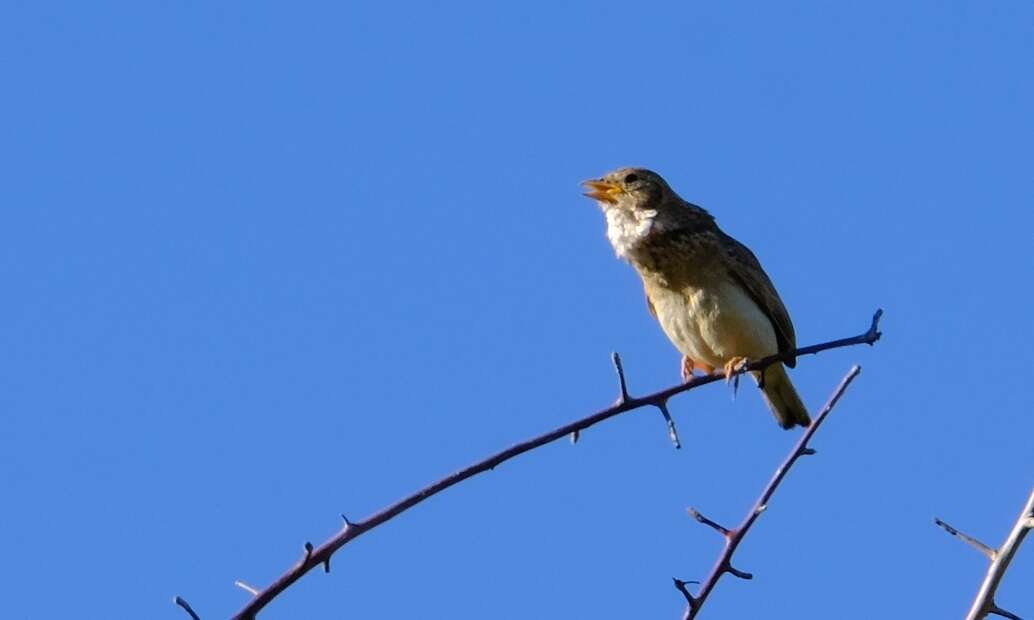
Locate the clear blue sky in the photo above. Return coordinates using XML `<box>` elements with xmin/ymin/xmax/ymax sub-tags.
<box><xmin>2</xmin><ymin>2</ymin><xmax>1032</xmax><ymax>618</ymax></box>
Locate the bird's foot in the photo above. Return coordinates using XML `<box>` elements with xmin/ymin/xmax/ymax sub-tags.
<box><xmin>681</xmin><ymin>356</ymin><xmax>694</xmax><ymax>382</ymax></box>
<box><xmin>681</xmin><ymin>356</ymin><xmax>715</xmax><ymax>382</ymax></box>
<box><xmin>722</xmin><ymin>357</ymin><xmax>750</xmax><ymax>384</ymax></box>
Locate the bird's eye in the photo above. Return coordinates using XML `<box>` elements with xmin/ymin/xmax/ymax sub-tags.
<box><xmin>624</xmin><ymin>173</ymin><xmax>639</xmax><ymax>184</ymax></box>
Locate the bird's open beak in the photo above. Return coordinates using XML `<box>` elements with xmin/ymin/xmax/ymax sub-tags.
<box><xmin>582</xmin><ymin>180</ymin><xmax>624</xmax><ymax>204</ymax></box>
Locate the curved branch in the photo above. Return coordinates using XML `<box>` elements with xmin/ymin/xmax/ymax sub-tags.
<box><xmin>222</xmin><ymin>310</ymin><xmax>881</xmax><ymax>619</ymax></box>
<box><xmin>678</xmin><ymin>365</ymin><xmax>862</xmax><ymax>619</ymax></box>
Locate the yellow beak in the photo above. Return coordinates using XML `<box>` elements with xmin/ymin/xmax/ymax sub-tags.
<box><xmin>582</xmin><ymin>180</ymin><xmax>624</xmax><ymax>204</ymax></box>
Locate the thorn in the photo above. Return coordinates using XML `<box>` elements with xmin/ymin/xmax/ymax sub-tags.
<box><xmin>934</xmin><ymin>518</ymin><xmax>997</xmax><ymax>559</ymax></box>
<box><xmin>756</xmin><ymin>504</ymin><xmax>767</xmax><ymax>515</ymax></box>
<box><xmin>234</xmin><ymin>580</ymin><xmax>260</xmax><ymax>596</ymax></box>
<box><xmin>757</xmin><ymin>366</ymin><xmax>766</xmax><ymax>390</ymax></box>
<box><xmin>988</xmin><ymin>603</ymin><xmax>1023</xmax><ymax>620</ymax></box>
<box><xmin>570</xmin><ymin>430</ymin><xmax>580</xmax><ymax>444</ymax></box>
<box><xmin>611</xmin><ymin>352</ymin><xmax>630</xmax><ymax>403</ymax></box>
<box><xmin>656</xmin><ymin>400</ymin><xmax>681</xmax><ymax>449</ymax></box>
<box><xmin>341</xmin><ymin>514</ymin><xmax>353</xmax><ymax>527</ymax></box>
<box><xmin>323</xmin><ymin>557</ymin><xmax>331</xmax><ymax>573</ymax></box>
<box><xmin>174</xmin><ymin>596</ymin><xmax>202</xmax><ymax>620</ymax></box>
<box><xmin>867</xmin><ymin>308</ymin><xmax>884</xmax><ymax>343</ymax></box>
<box><xmin>304</xmin><ymin>541</ymin><xmax>314</xmax><ymax>561</ymax></box>
<box><xmin>726</xmin><ymin>565</ymin><xmax>753</xmax><ymax>580</ymax></box>
<box><xmin>800</xmin><ymin>447</ymin><xmax>817</xmax><ymax>456</ymax></box>
<box><xmin>687</xmin><ymin>506</ymin><xmax>730</xmax><ymax>536</ymax></box>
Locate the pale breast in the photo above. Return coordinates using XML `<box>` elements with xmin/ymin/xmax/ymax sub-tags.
<box><xmin>647</xmin><ymin>277</ymin><xmax>779</xmax><ymax>368</ymax></box>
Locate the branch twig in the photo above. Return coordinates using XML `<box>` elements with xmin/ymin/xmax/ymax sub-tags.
<box><xmin>677</xmin><ymin>365</ymin><xmax>863</xmax><ymax>619</ymax></box>
<box><xmin>935</xmin><ymin>518</ymin><xmax>996</xmax><ymax>560</ymax></box>
<box><xmin>937</xmin><ymin>488</ymin><xmax>1034</xmax><ymax>620</ymax></box>
<box><xmin>174</xmin><ymin>596</ymin><xmax>202</xmax><ymax>620</ymax></box>
<box><xmin>204</xmin><ymin>310</ymin><xmax>881</xmax><ymax>620</ymax></box>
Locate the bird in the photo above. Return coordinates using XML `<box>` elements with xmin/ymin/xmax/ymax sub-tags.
<box><xmin>582</xmin><ymin>167</ymin><xmax>810</xmax><ymax>429</ymax></box>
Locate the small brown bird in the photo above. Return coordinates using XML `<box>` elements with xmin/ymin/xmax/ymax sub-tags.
<box><xmin>583</xmin><ymin>167</ymin><xmax>810</xmax><ymax>429</ymax></box>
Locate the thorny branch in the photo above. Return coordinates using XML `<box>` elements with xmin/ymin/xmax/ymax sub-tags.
<box><xmin>676</xmin><ymin>365</ymin><xmax>862</xmax><ymax>619</ymax></box>
<box><xmin>176</xmin><ymin>309</ymin><xmax>882</xmax><ymax>619</ymax></box>
<box><xmin>936</xmin><ymin>488</ymin><xmax>1034</xmax><ymax>620</ymax></box>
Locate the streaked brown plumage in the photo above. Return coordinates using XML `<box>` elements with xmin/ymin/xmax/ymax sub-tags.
<box><xmin>583</xmin><ymin>167</ymin><xmax>810</xmax><ymax>429</ymax></box>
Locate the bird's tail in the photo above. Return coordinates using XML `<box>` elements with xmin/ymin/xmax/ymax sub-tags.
<box><xmin>754</xmin><ymin>363</ymin><xmax>811</xmax><ymax>429</ymax></box>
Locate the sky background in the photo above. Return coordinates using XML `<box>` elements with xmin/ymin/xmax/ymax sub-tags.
<box><xmin>2</xmin><ymin>2</ymin><xmax>1032</xmax><ymax>618</ymax></box>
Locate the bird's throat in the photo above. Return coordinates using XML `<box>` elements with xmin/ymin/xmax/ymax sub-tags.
<box><xmin>603</xmin><ymin>205</ymin><xmax>659</xmax><ymax>260</ymax></box>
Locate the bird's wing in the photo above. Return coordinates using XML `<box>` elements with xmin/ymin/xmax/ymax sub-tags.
<box><xmin>719</xmin><ymin>232</ymin><xmax>798</xmax><ymax>367</ymax></box>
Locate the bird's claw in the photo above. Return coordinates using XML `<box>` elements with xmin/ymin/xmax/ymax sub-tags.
<box><xmin>723</xmin><ymin>357</ymin><xmax>750</xmax><ymax>384</ymax></box>
<box><xmin>681</xmin><ymin>356</ymin><xmax>695</xmax><ymax>383</ymax></box>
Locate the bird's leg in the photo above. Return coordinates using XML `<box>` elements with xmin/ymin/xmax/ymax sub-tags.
<box><xmin>680</xmin><ymin>355</ymin><xmax>695</xmax><ymax>383</ymax></box>
<box><xmin>722</xmin><ymin>356</ymin><xmax>750</xmax><ymax>384</ymax></box>
<box><xmin>682</xmin><ymin>356</ymin><xmax>715</xmax><ymax>382</ymax></box>
<box><xmin>721</xmin><ymin>356</ymin><xmax>750</xmax><ymax>399</ymax></box>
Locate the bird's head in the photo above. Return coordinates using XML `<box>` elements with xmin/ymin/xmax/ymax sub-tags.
<box><xmin>582</xmin><ymin>167</ymin><xmax>687</xmax><ymax>259</ymax></box>
<box><xmin>582</xmin><ymin>167</ymin><xmax>671</xmax><ymax>213</ymax></box>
